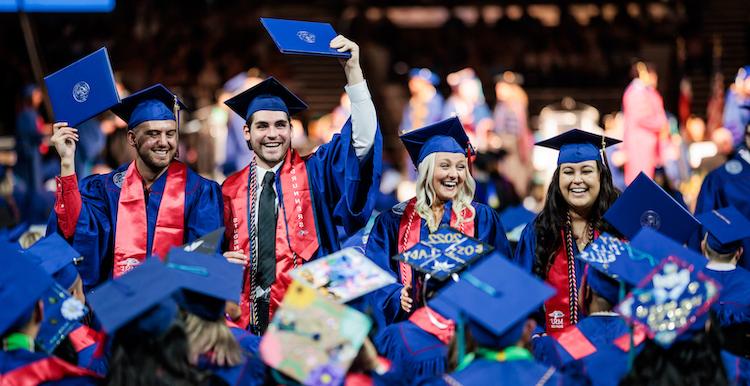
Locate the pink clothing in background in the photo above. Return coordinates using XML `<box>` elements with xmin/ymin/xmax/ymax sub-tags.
<box><xmin>622</xmin><ymin>79</ymin><xmax>668</xmax><ymax>185</ymax></box>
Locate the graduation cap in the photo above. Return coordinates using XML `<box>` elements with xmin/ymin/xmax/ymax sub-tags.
<box><xmin>616</xmin><ymin>255</ymin><xmax>721</xmax><ymax>347</ymax></box>
<box><xmin>164</xmin><ymin>247</ymin><xmax>242</xmax><ymax>321</ymax></box>
<box><xmin>604</xmin><ymin>172</ymin><xmax>700</xmax><ymax>244</ymax></box>
<box><xmin>409</xmin><ymin>68</ymin><xmax>440</xmax><ymax>86</ymax></box>
<box><xmin>535</xmin><ymin>128</ymin><xmax>620</xmax><ymax>165</ymax></box>
<box><xmin>259</xmin><ymin>281</ymin><xmax>372</xmax><ymax>385</ymax></box>
<box><xmin>392</xmin><ymin>226</ymin><xmax>493</xmax><ymax>282</ymax></box>
<box><xmin>629</xmin><ymin>227</ymin><xmax>708</xmax><ymax>269</ymax></box>
<box><xmin>111</xmin><ymin>84</ymin><xmax>187</xmax><ymax>129</ymax></box>
<box><xmin>23</xmin><ymin>233</ymin><xmax>82</xmax><ymax>289</ymax></box>
<box><xmin>400</xmin><ymin>116</ymin><xmax>473</xmax><ymax>166</ymax></box>
<box><xmin>0</xmin><ymin>246</ymin><xmax>54</xmax><ymax>335</ymax></box>
<box><xmin>695</xmin><ymin>206</ymin><xmax>750</xmax><ymax>255</ymax></box>
<box><xmin>499</xmin><ymin>205</ymin><xmax>536</xmax><ymax>243</ymax></box>
<box><xmin>224</xmin><ymin>76</ymin><xmax>307</xmax><ymax>122</ymax></box>
<box><xmin>180</xmin><ymin>227</ymin><xmax>224</xmax><ymax>255</ymax></box>
<box><xmin>87</xmin><ymin>258</ymin><xmax>182</xmax><ymax>335</ymax></box>
<box><xmin>35</xmin><ymin>283</ymin><xmax>88</xmax><ymax>354</ymax></box>
<box><xmin>434</xmin><ymin>252</ymin><xmax>555</xmax><ymax>349</ymax></box>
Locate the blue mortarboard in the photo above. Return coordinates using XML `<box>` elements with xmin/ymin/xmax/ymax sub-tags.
<box><xmin>180</xmin><ymin>227</ymin><xmax>224</xmax><ymax>256</ymax></box>
<box><xmin>500</xmin><ymin>205</ymin><xmax>536</xmax><ymax>243</ymax></box>
<box><xmin>400</xmin><ymin>116</ymin><xmax>473</xmax><ymax>166</ymax></box>
<box><xmin>535</xmin><ymin>128</ymin><xmax>620</xmax><ymax>165</ymax></box>
<box><xmin>616</xmin><ymin>255</ymin><xmax>720</xmax><ymax>347</ymax></box>
<box><xmin>696</xmin><ymin>206</ymin><xmax>750</xmax><ymax>255</ymax></box>
<box><xmin>604</xmin><ymin>172</ymin><xmax>700</xmax><ymax>244</ymax></box>
<box><xmin>434</xmin><ymin>253</ymin><xmax>555</xmax><ymax>348</ymax></box>
<box><xmin>392</xmin><ymin>225</ymin><xmax>493</xmax><ymax>281</ymax></box>
<box><xmin>0</xmin><ymin>246</ymin><xmax>54</xmax><ymax>335</ymax></box>
<box><xmin>23</xmin><ymin>233</ymin><xmax>82</xmax><ymax>289</ymax></box>
<box><xmin>165</xmin><ymin>247</ymin><xmax>242</xmax><ymax>321</ymax></box>
<box><xmin>409</xmin><ymin>68</ymin><xmax>440</xmax><ymax>86</ymax></box>
<box><xmin>111</xmin><ymin>84</ymin><xmax>187</xmax><ymax>129</ymax></box>
<box><xmin>87</xmin><ymin>258</ymin><xmax>182</xmax><ymax>334</ymax></box>
<box><xmin>630</xmin><ymin>227</ymin><xmax>708</xmax><ymax>269</ymax></box>
<box><xmin>224</xmin><ymin>77</ymin><xmax>307</xmax><ymax>122</ymax></box>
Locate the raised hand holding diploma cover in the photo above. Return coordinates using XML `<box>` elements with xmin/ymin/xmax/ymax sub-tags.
<box><xmin>260</xmin><ymin>18</ymin><xmax>352</xmax><ymax>58</ymax></box>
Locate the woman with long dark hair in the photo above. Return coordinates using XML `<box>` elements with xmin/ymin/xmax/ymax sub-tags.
<box><xmin>514</xmin><ymin>129</ymin><xmax>620</xmax><ymax>334</ymax></box>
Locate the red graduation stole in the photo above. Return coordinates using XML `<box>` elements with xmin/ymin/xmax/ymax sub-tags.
<box><xmin>68</xmin><ymin>325</ymin><xmax>102</xmax><ymax>353</ymax></box>
<box><xmin>409</xmin><ymin>306</ymin><xmax>456</xmax><ymax>344</ymax></box>
<box><xmin>397</xmin><ymin>198</ymin><xmax>475</xmax><ymax>287</ymax></box>
<box><xmin>227</xmin><ymin>149</ymin><xmax>318</xmax><ymax>329</ymax></box>
<box><xmin>113</xmin><ymin>161</ymin><xmax>187</xmax><ymax>277</ymax></box>
<box><xmin>0</xmin><ymin>356</ymin><xmax>100</xmax><ymax>386</ymax></box>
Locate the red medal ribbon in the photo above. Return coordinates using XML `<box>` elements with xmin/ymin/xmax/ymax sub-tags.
<box><xmin>113</xmin><ymin>161</ymin><xmax>186</xmax><ymax>277</ymax></box>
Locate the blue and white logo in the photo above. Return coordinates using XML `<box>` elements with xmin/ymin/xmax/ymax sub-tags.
<box><xmin>296</xmin><ymin>30</ymin><xmax>316</xmax><ymax>44</ymax></box>
<box><xmin>72</xmin><ymin>81</ymin><xmax>90</xmax><ymax>103</ymax></box>
<box><xmin>640</xmin><ymin>210</ymin><xmax>662</xmax><ymax>230</ymax></box>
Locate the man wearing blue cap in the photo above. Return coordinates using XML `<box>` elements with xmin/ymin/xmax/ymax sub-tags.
<box><xmin>694</xmin><ymin>120</ymin><xmax>750</xmax><ymax>270</ymax></box>
<box><xmin>0</xmin><ymin>246</ymin><xmax>99</xmax><ymax>384</ymax></box>
<box><xmin>48</xmin><ymin>84</ymin><xmax>223</xmax><ymax>290</ymax></box>
<box><xmin>723</xmin><ymin>66</ymin><xmax>750</xmax><ymax>147</ymax></box>
<box><xmin>400</xmin><ymin>68</ymin><xmax>444</xmax><ymax>134</ymax></box>
<box><xmin>221</xmin><ymin>35</ymin><xmax>382</xmax><ymax>334</ymax></box>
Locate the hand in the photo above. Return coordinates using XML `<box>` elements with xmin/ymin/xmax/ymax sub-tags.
<box><xmin>223</xmin><ymin>250</ymin><xmax>249</xmax><ymax>266</ymax></box>
<box><xmin>330</xmin><ymin>35</ymin><xmax>364</xmax><ymax>86</ymax></box>
<box><xmin>50</xmin><ymin>122</ymin><xmax>78</xmax><ymax>176</ymax></box>
<box><xmin>400</xmin><ymin>284</ymin><xmax>413</xmax><ymax>313</ymax></box>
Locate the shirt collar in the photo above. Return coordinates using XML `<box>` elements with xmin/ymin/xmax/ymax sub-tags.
<box><xmin>706</xmin><ymin>261</ymin><xmax>737</xmax><ymax>271</ymax></box>
<box><xmin>255</xmin><ymin>161</ymin><xmax>283</xmax><ymax>189</ymax></box>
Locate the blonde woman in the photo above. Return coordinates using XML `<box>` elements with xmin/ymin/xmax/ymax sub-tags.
<box><xmin>365</xmin><ymin>117</ymin><xmax>511</xmax><ymax>326</ymax></box>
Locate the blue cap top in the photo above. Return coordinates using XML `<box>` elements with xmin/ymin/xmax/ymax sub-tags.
<box><xmin>409</xmin><ymin>68</ymin><xmax>440</xmax><ymax>86</ymax></box>
<box><xmin>392</xmin><ymin>226</ymin><xmax>493</xmax><ymax>281</ymax></box>
<box><xmin>0</xmin><ymin>246</ymin><xmax>54</xmax><ymax>335</ymax></box>
<box><xmin>23</xmin><ymin>234</ymin><xmax>82</xmax><ymax>289</ymax></box>
<box><xmin>433</xmin><ymin>252</ymin><xmax>555</xmax><ymax>348</ymax></box>
<box><xmin>224</xmin><ymin>76</ymin><xmax>307</xmax><ymax>122</ymax></box>
<box><xmin>111</xmin><ymin>84</ymin><xmax>187</xmax><ymax>129</ymax></box>
<box><xmin>87</xmin><ymin>258</ymin><xmax>182</xmax><ymax>334</ymax></box>
<box><xmin>696</xmin><ymin>206</ymin><xmax>750</xmax><ymax>255</ymax></box>
<box><xmin>400</xmin><ymin>117</ymin><xmax>472</xmax><ymax>166</ymax></box>
<box><xmin>165</xmin><ymin>247</ymin><xmax>243</xmax><ymax>321</ymax></box>
<box><xmin>616</xmin><ymin>255</ymin><xmax>720</xmax><ymax>348</ymax></box>
<box><xmin>535</xmin><ymin>128</ymin><xmax>620</xmax><ymax>165</ymax></box>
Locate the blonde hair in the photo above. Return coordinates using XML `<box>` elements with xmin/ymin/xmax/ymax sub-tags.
<box><xmin>415</xmin><ymin>153</ymin><xmax>476</xmax><ymax>232</ymax></box>
<box><xmin>184</xmin><ymin>313</ymin><xmax>242</xmax><ymax>367</ymax></box>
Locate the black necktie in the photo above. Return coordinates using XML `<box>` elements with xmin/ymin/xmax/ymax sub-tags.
<box><xmin>256</xmin><ymin>171</ymin><xmax>277</xmax><ymax>333</ymax></box>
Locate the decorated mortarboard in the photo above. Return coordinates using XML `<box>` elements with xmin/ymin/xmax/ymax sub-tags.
<box><xmin>409</xmin><ymin>68</ymin><xmax>440</xmax><ymax>86</ymax></box>
<box><xmin>392</xmin><ymin>225</ymin><xmax>493</xmax><ymax>281</ymax></box>
<box><xmin>43</xmin><ymin>47</ymin><xmax>120</xmax><ymax>127</ymax></box>
<box><xmin>615</xmin><ymin>255</ymin><xmax>720</xmax><ymax>347</ymax></box>
<box><xmin>260</xmin><ymin>18</ymin><xmax>352</xmax><ymax>59</ymax></box>
<box><xmin>87</xmin><ymin>258</ymin><xmax>182</xmax><ymax>334</ymax></box>
<box><xmin>695</xmin><ymin>206</ymin><xmax>750</xmax><ymax>255</ymax></box>
<box><xmin>164</xmin><ymin>247</ymin><xmax>242</xmax><ymax>321</ymax></box>
<box><xmin>110</xmin><ymin>84</ymin><xmax>187</xmax><ymax>129</ymax></box>
<box><xmin>604</xmin><ymin>173</ymin><xmax>700</xmax><ymax>244</ymax></box>
<box><xmin>224</xmin><ymin>76</ymin><xmax>307</xmax><ymax>122</ymax></box>
<box><xmin>535</xmin><ymin>128</ymin><xmax>620</xmax><ymax>165</ymax></box>
<box><xmin>180</xmin><ymin>227</ymin><xmax>224</xmax><ymax>256</ymax></box>
<box><xmin>629</xmin><ymin>227</ymin><xmax>708</xmax><ymax>270</ymax></box>
<box><xmin>499</xmin><ymin>205</ymin><xmax>536</xmax><ymax>243</ymax></box>
<box><xmin>35</xmin><ymin>283</ymin><xmax>88</xmax><ymax>354</ymax></box>
<box><xmin>23</xmin><ymin>233</ymin><xmax>82</xmax><ymax>289</ymax></box>
<box><xmin>434</xmin><ymin>253</ymin><xmax>555</xmax><ymax>349</ymax></box>
<box><xmin>290</xmin><ymin>247</ymin><xmax>395</xmax><ymax>303</ymax></box>
<box><xmin>259</xmin><ymin>280</ymin><xmax>371</xmax><ymax>386</ymax></box>
<box><xmin>400</xmin><ymin>116</ymin><xmax>473</xmax><ymax>167</ymax></box>
<box><xmin>0</xmin><ymin>246</ymin><xmax>54</xmax><ymax>335</ymax></box>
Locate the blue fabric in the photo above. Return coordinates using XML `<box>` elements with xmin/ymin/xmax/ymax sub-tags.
<box><xmin>722</xmin><ymin>350</ymin><xmax>750</xmax><ymax>386</ymax></box>
<box><xmin>71</xmin><ymin>323</ymin><xmax>108</xmax><ymax>376</ymax></box>
<box><xmin>128</xmin><ymin>99</ymin><xmax>176</xmax><ymax>129</ymax></box>
<box><xmin>702</xmin><ymin>267</ymin><xmax>750</xmax><ymax>326</ymax></box>
<box><xmin>46</xmin><ymin>161</ymin><xmax>224</xmax><ymax>291</ymax></box>
<box><xmin>74</xmin><ymin>119</ymin><xmax>106</xmax><ymax>178</ymax></box>
<box><xmin>417</xmin><ymin>136</ymin><xmax>465</xmax><ymax>165</ymax></box>
<box><xmin>442</xmin><ymin>359</ymin><xmax>561</xmax><ymax>386</ymax></box>
<box><xmin>243</xmin><ymin>95</ymin><xmax>288</xmax><ymax>121</ymax></box>
<box><xmin>374</xmin><ymin>320</ymin><xmax>448</xmax><ymax>385</ymax></box>
<box><xmin>0</xmin><ymin>349</ymin><xmax>99</xmax><ymax>385</ymax></box>
<box><xmin>723</xmin><ymin>89</ymin><xmax>750</xmax><ymax>147</ymax></box>
<box><xmin>693</xmin><ymin>151</ymin><xmax>750</xmax><ymax>270</ymax></box>
<box><xmin>364</xmin><ymin>200</ymin><xmax>512</xmax><ymax>326</ymax></box>
<box><xmin>586</xmin><ymin>269</ymin><xmax>619</xmax><ymax>305</ymax></box>
<box><xmin>409</xmin><ymin>68</ymin><xmax>440</xmax><ymax>86</ymax></box>
<box><xmin>198</xmin><ymin>325</ymin><xmax>265</xmax><ymax>386</ymax></box>
<box><xmin>557</xmin><ymin>143</ymin><xmax>600</xmax><ymax>165</ymax></box>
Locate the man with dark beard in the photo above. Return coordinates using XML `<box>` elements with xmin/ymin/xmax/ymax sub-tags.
<box><xmin>48</xmin><ymin>84</ymin><xmax>223</xmax><ymax>290</ymax></box>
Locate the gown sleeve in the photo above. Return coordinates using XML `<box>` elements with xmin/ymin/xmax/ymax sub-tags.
<box><xmin>513</xmin><ymin>221</ymin><xmax>538</xmax><ymax>273</ymax></box>
<box><xmin>184</xmin><ymin>178</ymin><xmax>224</xmax><ymax>251</ymax></box>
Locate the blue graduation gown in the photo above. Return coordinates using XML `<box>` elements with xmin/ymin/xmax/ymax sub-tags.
<box><xmin>694</xmin><ymin>151</ymin><xmax>750</xmax><ymax>269</ymax></box>
<box><xmin>197</xmin><ymin>324</ymin><xmax>265</xmax><ymax>386</ymax></box>
<box><xmin>513</xmin><ymin>219</ymin><xmax>586</xmax><ymax>277</ymax></box>
<box><xmin>374</xmin><ymin>320</ymin><xmax>448</xmax><ymax>385</ymax></box>
<box><xmin>702</xmin><ymin>267</ymin><xmax>750</xmax><ymax>326</ymax></box>
<box><xmin>365</xmin><ymin>201</ymin><xmax>511</xmax><ymax>326</ymax></box>
<box><xmin>722</xmin><ymin>350</ymin><xmax>750</xmax><ymax>386</ymax></box>
<box><xmin>0</xmin><ymin>349</ymin><xmax>99</xmax><ymax>385</ymax></box>
<box><xmin>46</xmin><ymin>161</ymin><xmax>223</xmax><ymax>291</ymax></box>
<box><xmin>437</xmin><ymin>359</ymin><xmax>562</xmax><ymax>386</ymax></box>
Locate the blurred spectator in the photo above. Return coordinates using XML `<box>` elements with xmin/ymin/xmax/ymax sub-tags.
<box><xmin>442</xmin><ymin>68</ymin><xmax>493</xmax><ymax>147</ymax></box>
<box><xmin>622</xmin><ymin>61</ymin><xmax>668</xmax><ymax>184</ymax></box>
<box><xmin>722</xmin><ymin>66</ymin><xmax>750</xmax><ymax>147</ymax></box>
<box><xmin>399</xmin><ymin>68</ymin><xmax>444</xmax><ymax>134</ymax></box>
<box><xmin>493</xmin><ymin>71</ymin><xmax>532</xmax><ymax>198</ymax></box>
